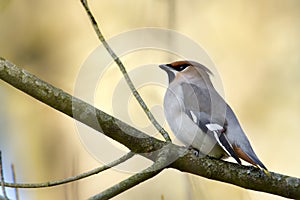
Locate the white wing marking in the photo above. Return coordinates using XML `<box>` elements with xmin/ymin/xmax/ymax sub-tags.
<box><xmin>206</xmin><ymin>123</ymin><xmax>223</xmax><ymax>131</ymax></box>
<box><xmin>212</xmin><ymin>131</ymin><xmax>231</xmax><ymax>156</ymax></box>
<box><xmin>189</xmin><ymin>111</ymin><xmax>198</xmax><ymax>124</ymax></box>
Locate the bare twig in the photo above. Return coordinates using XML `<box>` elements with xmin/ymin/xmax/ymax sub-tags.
<box><xmin>89</xmin><ymin>164</ymin><xmax>161</xmax><ymax>200</ymax></box>
<box><xmin>1</xmin><ymin>58</ymin><xmax>300</xmax><ymax>198</ymax></box>
<box><xmin>89</xmin><ymin>144</ymin><xmax>173</xmax><ymax>200</ymax></box>
<box><xmin>0</xmin><ymin>152</ymin><xmax>8</xmax><ymax>200</ymax></box>
<box><xmin>3</xmin><ymin>152</ymin><xmax>134</xmax><ymax>188</ymax></box>
<box><xmin>10</xmin><ymin>165</ymin><xmax>19</xmax><ymax>200</ymax></box>
<box><xmin>80</xmin><ymin>0</ymin><xmax>171</xmax><ymax>142</ymax></box>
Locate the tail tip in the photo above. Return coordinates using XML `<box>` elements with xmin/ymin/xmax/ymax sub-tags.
<box><xmin>257</xmin><ymin>165</ymin><xmax>270</xmax><ymax>176</ymax></box>
<box><xmin>262</xmin><ymin>168</ymin><xmax>271</xmax><ymax>176</ymax></box>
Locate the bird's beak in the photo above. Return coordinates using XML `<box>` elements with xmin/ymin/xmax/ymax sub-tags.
<box><xmin>159</xmin><ymin>64</ymin><xmax>169</xmax><ymax>71</ymax></box>
<box><xmin>159</xmin><ymin>63</ymin><xmax>175</xmax><ymax>83</ymax></box>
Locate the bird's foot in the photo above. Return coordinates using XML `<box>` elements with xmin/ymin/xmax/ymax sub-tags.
<box><xmin>188</xmin><ymin>146</ymin><xmax>200</xmax><ymax>157</ymax></box>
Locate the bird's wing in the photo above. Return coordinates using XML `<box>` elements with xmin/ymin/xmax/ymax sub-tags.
<box><xmin>188</xmin><ymin>110</ymin><xmax>241</xmax><ymax>164</ymax></box>
<box><xmin>182</xmin><ymin>83</ymin><xmax>241</xmax><ymax>164</ymax></box>
<box><xmin>181</xmin><ymin>82</ymin><xmax>212</xmax><ymax>114</ymax></box>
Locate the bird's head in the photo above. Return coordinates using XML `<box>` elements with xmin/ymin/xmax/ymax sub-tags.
<box><xmin>159</xmin><ymin>60</ymin><xmax>213</xmax><ymax>83</ymax></box>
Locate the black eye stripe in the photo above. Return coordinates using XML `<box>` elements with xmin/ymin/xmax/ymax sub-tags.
<box><xmin>165</xmin><ymin>62</ymin><xmax>191</xmax><ymax>71</ymax></box>
<box><xmin>170</xmin><ymin>63</ymin><xmax>190</xmax><ymax>71</ymax></box>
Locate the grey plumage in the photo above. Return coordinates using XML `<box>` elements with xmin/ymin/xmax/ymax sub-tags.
<box><xmin>159</xmin><ymin>60</ymin><xmax>268</xmax><ymax>172</ymax></box>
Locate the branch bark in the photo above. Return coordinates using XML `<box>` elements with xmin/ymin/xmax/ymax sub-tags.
<box><xmin>0</xmin><ymin>58</ymin><xmax>299</xmax><ymax>199</ymax></box>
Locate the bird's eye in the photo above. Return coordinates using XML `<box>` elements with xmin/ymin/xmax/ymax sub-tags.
<box><xmin>165</xmin><ymin>62</ymin><xmax>191</xmax><ymax>71</ymax></box>
<box><xmin>176</xmin><ymin>64</ymin><xmax>190</xmax><ymax>71</ymax></box>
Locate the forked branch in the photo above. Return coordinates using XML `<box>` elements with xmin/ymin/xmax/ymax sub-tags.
<box><xmin>1</xmin><ymin>58</ymin><xmax>299</xmax><ymax>199</ymax></box>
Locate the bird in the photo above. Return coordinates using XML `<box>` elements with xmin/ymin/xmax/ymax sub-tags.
<box><xmin>159</xmin><ymin>60</ymin><xmax>269</xmax><ymax>174</ymax></box>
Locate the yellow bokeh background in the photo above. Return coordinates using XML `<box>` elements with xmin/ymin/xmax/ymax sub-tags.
<box><xmin>0</xmin><ymin>0</ymin><xmax>299</xmax><ymax>199</ymax></box>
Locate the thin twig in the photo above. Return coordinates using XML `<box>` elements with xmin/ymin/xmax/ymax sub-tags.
<box><xmin>80</xmin><ymin>0</ymin><xmax>171</xmax><ymax>142</ymax></box>
<box><xmin>4</xmin><ymin>152</ymin><xmax>134</xmax><ymax>188</ymax></box>
<box><xmin>10</xmin><ymin>165</ymin><xmax>19</xmax><ymax>200</ymax></box>
<box><xmin>88</xmin><ymin>144</ymin><xmax>173</xmax><ymax>200</ymax></box>
<box><xmin>89</xmin><ymin>164</ymin><xmax>161</xmax><ymax>200</ymax></box>
<box><xmin>0</xmin><ymin>152</ymin><xmax>8</xmax><ymax>200</ymax></box>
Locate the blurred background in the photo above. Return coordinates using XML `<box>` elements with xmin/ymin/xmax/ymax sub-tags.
<box><xmin>0</xmin><ymin>0</ymin><xmax>299</xmax><ymax>199</ymax></box>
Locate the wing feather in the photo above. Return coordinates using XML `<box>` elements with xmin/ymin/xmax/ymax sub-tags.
<box><xmin>181</xmin><ymin>83</ymin><xmax>241</xmax><ymax>164</ymax></box>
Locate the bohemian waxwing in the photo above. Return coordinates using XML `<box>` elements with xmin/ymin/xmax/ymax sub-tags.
<box><xmin>159</xmin><ymin>60</ymin><xmax>268</xmax><ymax>174</ymax></box>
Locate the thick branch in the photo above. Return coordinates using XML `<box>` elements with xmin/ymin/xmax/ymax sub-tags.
<box><xmin>0</xmin><ymin>57</ymin><xmax>164</xmax><ymax>154</ymax></box>
<box><xmin>172</xmin><ymin>155</ymin><xmax>300</xmax><ymax>199</ymax></box>
<box><xmin>0</xmin><ymin>58</ymin><xmax>299</xmax><ymax>199</ymax></box>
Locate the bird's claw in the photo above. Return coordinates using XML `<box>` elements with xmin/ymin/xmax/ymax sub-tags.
<box><xmin>188</xmin><ymin>146</ymin><xmax>200</xmax><ymax>157</ymax></box>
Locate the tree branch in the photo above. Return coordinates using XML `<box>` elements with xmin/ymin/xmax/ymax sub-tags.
<box><xmin>80</xmin><ymin>0</ymin><xmax>171</xmax><ymax>142</ymax></box>
<box><xmin>89</xmin><ymin>165</ymin><xmax>161</xmax><ymax>200</ymax></box>
<box><xmin>89</xmin><ymin>145</ymin><xmax>173</xmax><ymax>200</ymax></box>
<box><xmin>3</xmin><ymin>152</ymin><xmax>134</xmax><ymax>188</ymax></box>
<box><xmin>0</xmin><ymin>58</ymin><xmax>299</xmax><ymax>199</ymax></box>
